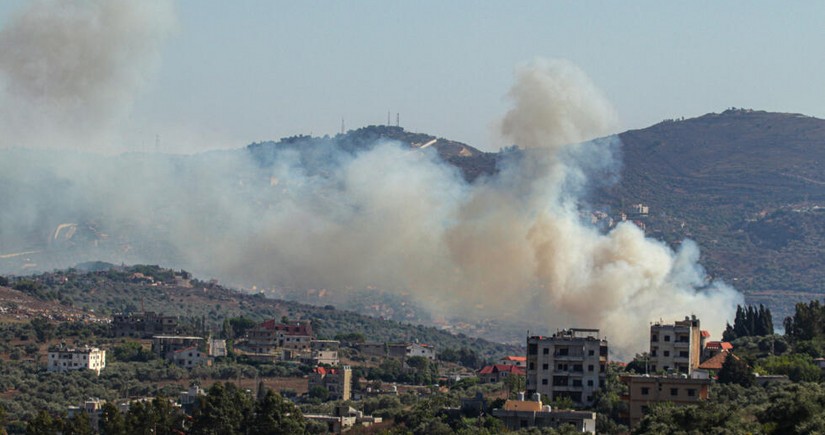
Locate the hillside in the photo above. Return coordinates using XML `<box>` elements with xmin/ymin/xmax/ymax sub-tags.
<box><xmin>1</xmin><ymin>265</ymin><xmax>519</xmax><ymax>360</ymax></box>
<box><xmin>594</xmin><ymin>109</ymin><xmax>825</xmax><ymax>320</ymax></box>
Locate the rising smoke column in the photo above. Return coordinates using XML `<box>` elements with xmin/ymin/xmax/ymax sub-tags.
<box><xmin>0</xmin><ymin>0</ymin><xmax>176</xmax><ymax>151</ymax></box>
<box><xmin>445</xmin><ymin>58</ymin><xmax>743</xmax><ymax>356</ymax></box>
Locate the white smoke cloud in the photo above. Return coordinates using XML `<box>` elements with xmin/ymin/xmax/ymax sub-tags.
<box><xmin>0</xmin><ymin>56</ymin><xmax>742</xmax><ymax>358</ymax></box>
<box><xmin>0</xmin><ymin>0</ymin><xmax>176</xmax><ymax>151</ymax></box>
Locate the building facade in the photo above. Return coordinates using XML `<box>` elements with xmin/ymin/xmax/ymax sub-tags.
<box><xmin>526</xmin><ymin>329</ymin><xmax>607</xmax><ymax>406</ymax></box>
<box><xmin>48</xmin><ymin>347</ymin><xmax>106</xmax><ymax>375</ymax></box>
<box><xmin>649</xmin><ymin>316</ymin><xmax>703</xmax><ymax>374</ymax></box>
<box><xmin>152</xmin><ymin>336</ymin><xmax>204</xmax><ymax>357</ymax></box>
<box><xmin>492</xmin><ymin>393</ymin><xmax>596</xmax><ymax>433</ymax></box>
<box><xmin>246</xmin><ymin>319</ymin><xmax>314</xmax><ymax>356</ymax></box>
<box><xmin>620</xmin><ymin>374</ymin><xmax>711</xmax><ymax>428</ymax></box>
<box><xmin>309</xmin><ymin>366</ymin><xmax>352</xmax><ymax>401</ymax></box>
<box><xmin>111</xmin><ymin>311</ymin><xmax>177</xmax><ymax>338</ymax></box>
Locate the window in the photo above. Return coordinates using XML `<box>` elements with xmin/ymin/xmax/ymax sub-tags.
<box><xmin>588</xmin><ymin>349</ymin><xmax>595</xmax><ymax>356</ymax></box>
<box><xmin>664</xmin><ymin>335</ymin><xmax>671</xmax><ymax>342</ymax></box>
<box><xmin>679</xmin><ymin>351</ymin><xmax>689</xmax><ymax>358</ymax></box>
<box><xmin>529</xmin><ymin>362</ymin><xmax>535</xmax><ymax>370</ymax></box>
<box><xmin>641</xmin><ymin>387</ymin><xmax>650</xmax><ymax>395</ymax></box>
<box><xmin>687</xmin><ymin>389</ymin><xmax>696</xmax><ymax>397</ymax></box>
<box><xmin>557</xmin><ymin>364</ymin><xmax>564</xmax><ymax>370</ymax></box>
<box><xmin>664</xmin><ymin>351</ymin><xmax>670</xmax><ymax>357</ymax></box>
<box><xmin>542</xmin><ymin>378</ymin><xmax>548</xmax><ymax>385</ymax></box>
<box><xmin>542</xmin><ymin>363</ymin><xmax>548</xmax><ymax>370</ymax></box>
<box><xmin>588</xmin><ymin>364</ymin><xmax>594</xmax><ymax>372</ymax></box>
<box><xmin>573</xmin><ymin>364</ymin><xmax>583</xmax><ymax>372</ymax></box>
<box><xmin>543</xmin><ymin>348</ymin><xmax>549</xmax><ymax>355</ymax></box>
<box><xmin>671</xmin><ymin>388</ymin><xmax>678</xmax><ymax>396</ymax></box>
<box><xmin>572</xmin><ymin>379</ymin><xmax>582</xmax><ymax>387</ymax></box>
<box><xmin>528</xmin><ymin>344</ymin><xmax>538</xmax><ymax>355</ymax></box>
<box><xmin>651</xmin><ymin>334</ymin><xmax>658</xmax><ymax>342</ymax></box>
<box><xmin>557</xmin><ymin>348</ymin><xmax>568</xmax><ymax>356</ymax></box>
<box><xmin>587</xmin><ymin>380</ymin><xmax>594</xmax><ymax>387</ymax></box>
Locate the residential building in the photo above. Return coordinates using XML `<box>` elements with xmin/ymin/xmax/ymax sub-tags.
<box><xmin>152</xmin><ymin>335</ymin><xmax>204</xmax><ymax>357</ymax></box>
<box><xmin>364</xmin><ymin>342</ymin><xmax>436</xmax><ymax>361</ymax></box>
<box><xmin>500</xmin><ymin>356</ymin><xmax>527</xmax><ymax>367</ymax></box>
<box><xmin>526</xmin><ymin>329</ymin><xmax>607</xmax><ymax>406</ymax></box>
<box><xmin>620</xmin><ymin>374</ymin><xmax>711</xmax><ymax>428</ymax></box>
<box><xmin>309</xmin><ymin>366</ymin><xmax>352</xmax><ymax>401</ymax></box>
<box><xmin>649</xmin><ymin>316</ymin><xmax>703</xmax><ymax>374</ymax></box>
<box><xmin>169</xmin><ymin>346</ymin><xmax>212</xmax><ymax>368</ymax></box>
<box><xmin>406</xmin><ymin>343</ymin><xmax>436</xmax><ymax>360</ymax></box>
<box><xmin>492</xmin><ymin>393</ymin><xmax>596</xmax><ymax>433</ymax></box>
<box><xmin>208</xmin><ymin>338</ymin><xmax>227</xmax><ymax>357</ymax></box>
<box><xmin>111</xmin><ymin>311</ymin><xmax>177</xmax><ymax>338</ymax></box>
<box><xmin>302</xmin><ymin>340</ymin><xmax>340</xmax><ymax>366</ymax></box>
<box><xmin>246</xmin><ymin>319</ymin><xmax>313</xmax><ymax>356</ymax></box>
<box><xmin>67</xmin><ymin>398</ymin><xmax>106</xmax><ymax>429</ymax></box>
<box><xmin>47</xmin><ymin>346</ymin><xmax>106</xmax><ymax>375</ymax></box>
<box><xmin>702</xmin><ymin>341</ymin><xmax>733</xmax><ymax>361</ymax></box>
<box><xmin>478</xmin><ymin>364</ymin><xmax>525</xmax><ymax>384</ymax></box>
<box><xmin>304</xmin><ymin>405</ymin><xmax>382</xmax><ymax>434</ymax></box>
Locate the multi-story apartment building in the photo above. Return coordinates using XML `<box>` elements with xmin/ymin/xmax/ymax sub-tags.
<box><xmin>246</xmin><ymin>319</ymin><xmax>314</xmax><ymax>356</ymax></box>
<box><xmin>47</xmin><ymin>346</ymin><xmax>106</xmax><ymax>375</ymax></box>
<box><xmin>526</xmin><ymin>329</ymin><xmax>608</xmax><ymax>406</ymax></box>
<box><xmin>492</xmin><ymin>393</ymin><xmax>596</xmax><ymax>433</ymax></box>
<box><xmin>111</xmin><ymin>311</ymin><xmax>178</xmax><ymax>338</ymax></box>
<box><xmin>309</xmin><ymin>366</ymin><xmax>352</xmax><ymax>401</ymax></box>
<box><xmin>620</xmin><ymin>374</ymin><xmax>711</xmax><ymax>428</ymax></box>
<box><xmin>649</xmin><ymin>316</ymin><xmax>703</xmax><ymax>374</ymax></box>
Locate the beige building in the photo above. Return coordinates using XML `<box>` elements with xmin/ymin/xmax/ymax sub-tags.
<box><xmin>169</xmin><ymin>346</ymin><xmax>212</xmax><ymax>368</ymax></box>
<box><xmin>48</xmin><ymin>346</ymin><xmax>106</xmax><ymax>375</ymax></box>
<box><xmin>649</xmin><ymin>316</ymin><xmax>703</xmax><ymax>374</ymax></box>
<box><xmin>526</xmin><ymin>329</ymin><xmax>608</xmax><ymax>406</ymax></box>
<box><xmin>246</xmin><ymin>319</ymin><xmax>314</xmax><ymax>356</ymax></box>
<box><xmin>309</xmin><ymin>366</ymin><xmax>352</xmax><ymax>401</ymax></box>
<box><xmin>492</xmin><ymin>393</ymin><xmax>596</xmax><ymax>433</ymax></box>
<box><xmin>620</xmin><ymin>374</ymin><xmax>711</xmax><ymax>428</ymax></box>
<box><xmin>152</xmin><ymin>335</ymin><xmax>204</xmax><ymax>357</ymax></box>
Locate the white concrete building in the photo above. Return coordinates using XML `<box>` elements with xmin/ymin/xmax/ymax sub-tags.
<box><xmin>526</xmin><ymin>329</ymin><xmax>607</xmax><ymax>406</ymax></box>
<box><xmin>48</xmin><ymin>347</ymin><xmax>106</xmax><ymax>375</ymax></box>
<box><xmin>649</xmin><ymin>316</ymin><xmax>703</xmax><ymax>374</ymax></box>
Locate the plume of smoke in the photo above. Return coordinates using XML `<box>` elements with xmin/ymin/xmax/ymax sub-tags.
<box><xmin>0</xmin><ymin>57</ymin><xmax>741</xmax><ymax>358</ymax></box>
<box><xmin>0</xmin><ymin>0</ymin><xmax>176</xmax><ymax>151</ymax></box>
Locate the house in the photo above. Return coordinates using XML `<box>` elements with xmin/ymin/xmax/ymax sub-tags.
<box><xmin>111</xmin><ymin>311</ymin><xmax>177</xmax><ymax>338</ymax></box>
<box><xmin>208</xmin><ymin>338</ymin><xmax>227</xmax><ymax>357</ymax></box>
<box><xmin>492</xmin><ymin>392</ymin><xmax>596</xmax><ymax>433</ymax></box>
<box><xmin>47</xmin><ymin>346</ymin><xmax>106</xmax><ymax>375</ymax></box>
<box><xmin>302</xmin><ymin>340</ymin><xmax>340</xmax><ymax>366</ymax></box>
<box><xmin>406</xmin><ymin>343</ymin><xmax>436</xmax><ymax>361</ymax></box>
<box><xmin>702</xmin><ymin>341</ymin><xmax>733</xmax><ymax>361</ymax></box>
<box><xmin>526</xmin><ymin>329</ymin><xmax>607</xmax><ymax>406</ymax></box>
<box><xmin>500</xmin><ymin>356</ymin><xmax>527</xmax><ymax>367</ymax></box>
<box><xmin>478</xmin><ymin>364</ymin><xmax>525</xmax><ymax>384</ymax></box>
<box><xmin>620</xmin><ymin>374</ymin><xmax>711</xmax><ymax>429</ymax></box>
<box><xmin>649</xmin><ymin>316</ymin><xmax>704</xmax><ymax>374</ymax></box>
<box><xmin>67</xmin><ymin>398</ymin><xmax>106</xmax><ymax>429</ymax></box>
<box><xmin>304</xmin><ymin>405</ymin><xmax>382</xmax><ymax>434</ymax></box>
<box><xmin>169</xmin><ymin>346</ymin><xmax>212</xmax><ymax>368</ymax></box>
<box><xmin>246</xmin><ymin>319</ymin><xmax>313</xmax><ymax>357</ymax></box>
<box><xmin>151</xmin><ymin>335</ymin><xmax>204</xmax><ymax>357</ymax></box>
<box><xmin>309</xmin><ymin>366</ymin><xmax>352</xmax><ymax>401</ymax></box>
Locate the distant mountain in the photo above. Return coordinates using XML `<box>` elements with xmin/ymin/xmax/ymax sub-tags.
<box><xmin>247</xmin><ymin>125</ymin><xmax>498</xmax><ymax>181</ymax></box>
<box><xmin>593</xmin><ymin>109</ymin><xmax>825</xmax><ymax>320</ymax></box>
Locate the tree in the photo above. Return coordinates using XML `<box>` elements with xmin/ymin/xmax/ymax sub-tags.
<box><xmin>717</xmin><ymin>353</ymin><xmax>754</xmax><ymax>387</ymax></box>
<box><xmin>190</xmin><ymin>382</ymin><xmax>253</xmax><ymax>435</ymax></box>
<box><xmin>26</xmin><ymin>411</ymin><xmax>57</xmax><ymax>435</ymax></box>
<box><xmin>248</xmin><ymin>389</ymin><xmax>307</xmax><ymax>435</ymax></box>
<box><xmin>308</xmin><ymin>386</ymin><xmax>329</xmax><ymax>402</ymax></box>
<box><xmin>98</xmin><ymin>402</ymin><xmax>126</xmax><ymax>435</ymax></box>
<box><xmin>61</xmin><ymin>411</ymin><xmax>93</xmax><ymax>435</ymax></box>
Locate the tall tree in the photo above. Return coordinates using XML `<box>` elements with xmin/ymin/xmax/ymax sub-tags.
<box><xmin>190</xmin><ymin>382</ymin><xmax>254</xmax><ymax>435</ymax></box>
<box><xmin>717</xmin><ymin>354</ymin><xmax>754</xmax><ymax>387</ymax></box>
<box><xmin>98</xmin><ymin>402</ymin><xmax>126</xmax><ymax>435</ymax></box>
<box><xmin>248</xmin><ymin>390</ymin><xmax>307</xmax><ymax>435</ymax></box>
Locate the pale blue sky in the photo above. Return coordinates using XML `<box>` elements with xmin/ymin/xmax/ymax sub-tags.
<box><xmin>2</xmin><ymin>1</ymin><xmax>824</xmax><ymax>152</ymax></box>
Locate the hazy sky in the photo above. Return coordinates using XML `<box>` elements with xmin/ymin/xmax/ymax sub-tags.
<box><xmin>1</xmin><ymin>1</ymin><xmax>824</xmax><ymax>153</ymax></box>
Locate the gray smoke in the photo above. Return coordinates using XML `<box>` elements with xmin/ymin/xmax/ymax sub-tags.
<box><xmin>0</xmin><ymin>52</ymin><xmax>742</xmax><ymax>357</ymax></box>
<box><xmin>0</xmin><ymin>0</ymin><xmax>175</xmax><ymax>151</ymax></box>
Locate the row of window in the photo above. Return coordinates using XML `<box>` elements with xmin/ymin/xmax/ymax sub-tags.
<box><xmin>640</xmin><ymin>386</ymin><xmax>697</xmax><ymax>397</ymax></box>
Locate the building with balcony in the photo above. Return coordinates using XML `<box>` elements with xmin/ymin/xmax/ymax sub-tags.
<box><xmin>649</xmin><ymin>316</ymin><xmax>703</xmax><ymax>374</ymax></box>
<box><xmin>48</xmin><ymin>346</ymin><xmax>106</xmax><ymax>375</ymax></box>
<box><xmin>620</xmin><ymin>374</ymin><xmax>711</xmax><ymax>428</ymax></box>
<box><xmin>492</xmin><ymin>392</ymin><xmax>596</xmax><ymax>433</ymax></box>
<box><xmin>525</xmin><ymin>329</ymin><xmax>608</xmax><ymax>406</ymax></box>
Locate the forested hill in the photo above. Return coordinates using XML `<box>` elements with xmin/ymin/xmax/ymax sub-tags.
<box><xmin>0</xmin><ymin>264</ymin><xmax>519</xmax><ymax>360</ymax></box>
<box><xmin>596</xmin><ymin>109</ymin><xmax>825</xmax><ymax>319</ymax></box>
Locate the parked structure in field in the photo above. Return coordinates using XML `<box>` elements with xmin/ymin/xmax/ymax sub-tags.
<box><xmin>47</xmin><ymin>346</ymin><xmax>106</xmax><ymax>375</ymax></box>
<box><xmin>649</xmin><ymin>316</ymin><xmax>703</xmax><ymax>374</ymax></box>
<box><xmin>525</xmin><ymin>329</ymin><xmax>607</xmax><ymax>406</ymax></box>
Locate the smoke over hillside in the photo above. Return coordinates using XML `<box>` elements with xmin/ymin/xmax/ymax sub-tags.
<box><xmin>0</xmin><ymin>6</ymin><xmax>741</xmax><ymax>359</ymax></box>
<box><xmin>0</xmin><ymin>0</ymin><xmax>175</xmax><ymax>151</ymax></box>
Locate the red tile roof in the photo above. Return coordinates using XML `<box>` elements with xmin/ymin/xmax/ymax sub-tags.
<box><xmin>699</xmin><ymin>351</ymin><xmax>737</xmax><ymax>370</ymax></box>
<box><xmin>501</xmin><ymin>356</ymin><xmax>526</xmax><ymax>362</ymax></box>
<box><xmin>701</xmin><ymin>330</ymin><xmax>711</xmax><ymax>338</ymax></box>
<box><xmin>705</xmin><ymin>341</ymin><xmax>733</xmax><ymax>350</ymax></box>
<box><xmin>478</xmin><ymin>364</ymin><xmax>525</xmax><ymax>375</ymax></box>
